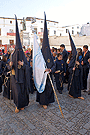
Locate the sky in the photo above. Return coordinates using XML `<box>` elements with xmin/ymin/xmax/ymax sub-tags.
<box><xmin>0</xmin><ymin>0</ymin><xmax>90</xmax><ymax>26</ymax></box>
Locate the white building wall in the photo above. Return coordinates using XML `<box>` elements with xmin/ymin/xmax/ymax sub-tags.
<box><xmin>0</xmin><ymin>18</ymin><xmax>23</xmax><ymax>45</ymax></box>
<box><xmin>60</xmin><ymin>24</ymin><xmax>81</xmax><ymax>36</ymax></box>
<box><xmin>0</xmin><ymin>17</ymin><xmax>82</xmax><ymax>50</ymax></box>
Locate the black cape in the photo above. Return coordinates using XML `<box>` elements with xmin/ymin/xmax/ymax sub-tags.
<box><xmin>11</xmin><ymin>16</ymin><xmax>30</xmax><ymax>109</ymax></box>
<box><xmin>36</xmin><ymin>74</ymin><xmax>55</xmax><ymax>105</ymax></box>
<box><xmin>68</xmin><ymin>31</ymin><xmax>82</xmax><ymax>98</ymax></box>
<box><xmin>68</xmin><ymin>65</ymin><xmax>83</xmax><ymax>98</ymax></box>
<box><xmin>36</xmin><ymin>64</ymin><xmax>55</xmax><ymax>105</ymax></box>
<box><xmin>3</xmin><ymin>64</ymin><xmax>13</xmax><ymax>99</ymax></box>
<box><xmin>11</xmin><ymin>63</ymin><xmax>30</xmax><ymax>109</ymax></box>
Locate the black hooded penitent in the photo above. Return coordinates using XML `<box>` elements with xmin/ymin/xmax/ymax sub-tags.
<box><xmin>11</xmin><ymin>16</ymin><xmax>30</xmax><ymax>109</ymax></box>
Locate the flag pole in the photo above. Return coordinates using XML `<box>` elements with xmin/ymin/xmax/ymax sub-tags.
<box><xmin>48</xmin><ymin>73</ymin><xmax>64</xmax><ymax>118</ymax></box>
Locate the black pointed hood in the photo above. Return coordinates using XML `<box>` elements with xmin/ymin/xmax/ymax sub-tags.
<box><xmin>42</xmin><ymin>12</ymin><xmax>54</xmax><ymax>69</ymax></box>
<box><xmin>68</xmin><ymin>31</ymin><xmax>77</xmax><ymax>68</ymax></box>
<box><xmin>12</xmin><ymin>15</ymin><xmax>27</xmax><ymax>83</ymax></box>
<box><xmin>15</xmin><ymin>15</ymin><xmax>22</xmax><ymax>50</ymax></box>
<box><xmin>68</xmin><ymin>31</ymin><xmax>77</xmax><ymax>57</ymax></box>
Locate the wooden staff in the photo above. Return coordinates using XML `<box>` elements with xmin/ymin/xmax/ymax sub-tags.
<box><xmin>48</xmin><ymin>73</ymin><xmax>64</xmax><ymax>118</ymax></box>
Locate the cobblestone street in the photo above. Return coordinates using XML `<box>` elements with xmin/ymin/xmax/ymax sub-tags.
<box><xmin>0</xmin><ymin>84</ymin><xmax>90</xmax><ymax>135</ymax></box>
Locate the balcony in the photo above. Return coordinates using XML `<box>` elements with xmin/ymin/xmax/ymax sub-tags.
<box><xmin>7</xmin><ymin>33</ymin><xmax>16</xmax><ymax>36</ymax></box>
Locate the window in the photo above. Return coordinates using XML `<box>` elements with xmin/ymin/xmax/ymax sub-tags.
<box><xmin>66</xmin><ymin>29</ymin><xmax>68</xmax><ymax>33</ymax></box>
<box><xmin>41</xmin><ymin>21</ymin><xmax>43</xmax><ymax>23</ymax></box>
<box><xmin>54</xmin><ymin>30</ymin><xmax>56</xmax><ymax>35</ymax></box>
<box><xmin>54</xmin><ymin>23</ymin><xmax>56</xmax><ymax>25</ymax></box>
<box><xmin>41</xmin><ymin>28</ymin><xmax>43</xmax><ymax>32</ymax></box>
<box><xmin>9</xmin><ymin>29</ymin><xmax>14</xmax><ymax>33</ymax></box>
<box><xmin>60</xmin><ymin>33</ymin><xmax>62</xmax><ymax>36</ymax></box>
<box><xmin>72</xmin><ymin>27</ymin><xmax>74</xmax><ymax>29</ymax></box>
<box><xmin>10</xmin><ymin>21</ymin><xmax>12</xmax><ymax>24</ymax></box>
<box><xmin>9</xmin><ymin>40</ymin><xmax>14</xmax><ymax>45</ymax></box>
<box><xmin>72</xmin><ymin>30</ymin><xmax>74</xmax><ymax>34</ymax></box>
<box><xmin>48</xmin><ymin>22</ymin><xmax>49</xmax><ymax>24</ymax></box>
<box><xmin>77</xmin><ymin>32</ymin><xmax>79</xmax><ymax>34</ymax></box>
<box><xmin>0</xmin><ymin>40</ymin><xmax>2</xmax><ymax>44</ymax></box>
<box><xmin>77</xmin><ymin>26</ymin><xmax>79</xmax><ymax>29</ymax></box>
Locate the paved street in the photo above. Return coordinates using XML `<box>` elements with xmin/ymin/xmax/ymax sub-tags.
<box><xmin>0</xmin><ymin>84</ymin><xmax>90</xmax><ymax>135</ymax></box>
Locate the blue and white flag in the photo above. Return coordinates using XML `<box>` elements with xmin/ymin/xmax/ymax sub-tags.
<box><xmin>33</xmin><ymin>34</ymin><xmax>48</xmax><ymax>93</ymax></box>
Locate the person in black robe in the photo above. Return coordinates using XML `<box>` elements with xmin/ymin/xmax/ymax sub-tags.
<box><xmin>10</xmin><ymin>16</ymin><xmax>30</xmax><ymax>113</ymax></box>
<box><xmin>36</xmin><ymin>13</ymin><xmax>56</xmax><ymax>109</ymax></box>
<box><xmin>0</xmin><ymin>55</ymin><xmax>8</xmax><ymax>84</ymax></box>
<box><xmin>3</xmin><ymin>63</ymin><xmax>13</xmax><ymax>99</ymax></box>
<box><xmin>36</xmin><ymin>63</ymin><xmax>55</xmax><ymax>109</ymax></box>
<box><xmin>68</xmin><ymin>32</ymin><xmax>84</xmax><ymax>100</ymax></box>
<box><xmin>60</xmin><ymin>44</ymin><xmax>69</xmax><ymax>83</ymax></box>
<box><xmin>54</xmin><ymin>53</ymin><xmax>66</xmax><ymax>94</ymax></box>
<box><xmin>68</xmin><ymin>60</ymin><xmax>84</xmax><ymax>99</ymax></box>
<box><xmin>0</xmin><ymin>58</ymin><xmax>2</xmax><ymax>93</ymax></box>
<box><xmin>87</xmin><ymin>58</ymin><xmax>90</xmax><ymax>95</ymax></box>
<box><xmin>81</xmin><ymin>45</ymin><xmax>90</xmax><ymax>91</ymax></box>
<box><xmin>0</xmin><ymin>55</ymin><xmax>8</xmax><ymax>93</ymax></box>
<box><xmin>60</xmin><ymin>44</ymin><xmax>68</xmax><ymax>64</ymax></box>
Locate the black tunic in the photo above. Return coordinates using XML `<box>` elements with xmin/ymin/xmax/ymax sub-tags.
<box><xmin>11</xmin><ymin>63</ymin><xmax>30</xmax><ymax>109</ymax></box>
<box><xmin>0</xmin><ymin>61</ymin><xmax>7</xmax><ymax>84</ymax></box>
<box><xmin>3</xmin><ymin>65</ymin><xmax>13</xmax><ymax>99</ymax></box>
<box><xmin>36</xmin><ymin>64</ymin><xmax>56</xmax><ymax>105</ymax></box>
<box><xmin>68</xmin><ymin>64</ymin><xmax>83</xmax><ymax>98</ymax></box>
<box><xmin>36</xmin><ymin>74</ymin><xmax>55</xmax><ymax>105</ymax></box>
<box><xmin>54</xmin><ymin>59</ymin><xmax>66</xmax><ymax>91</ymax></box>
<box><xmin>82</xmin><ymin>51</ymin><xmax>90</xmax><ymax>89</ymax></box>
<box><xmin>11</xmin><ymin>16</ymin><xmax>30</xmax><ymax>109</ymax></box>
<box><xmin>0</xmin><ymin>61</ymin><xmax>7</xmax><ymax>93</ymax></box>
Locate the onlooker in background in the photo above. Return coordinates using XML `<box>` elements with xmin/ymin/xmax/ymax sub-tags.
<box><xmin>87</xmin><ymin>58</ymin><xmax>90</xmax><ymax>95</ymax></box>
<box><xmin>0</xmin><ymin>57</ymin><xmax>2</xmax><ymax>93</ymax></box>
<box><xmin>55</xmin><ymin>53</ymin><xmax>66</xmax><ymax>94</ymax></box>
<box><xmin>6</xmin><ymin>50</ymin><xmax>11</xmax><ymax>59</ymax></box>
<box><xmin>54</xmin><ymin>48</ymin><xmax>57</xmax><ymax>53</ymax></box>
<box><xmin>60</xmin><ymin>44</ymin><xmax>68</xmax><ymax>64</ymax></box>
<box><xmin>77</xmin><ymin>48</ymin><xmax>83</xmax><ymax>64</ymax></box>
<box><xmin>0</xmin><ymin>55</ymin><xmax>8</xmax><ymax>84</ymax></box>
<box><xmin>26</xmin><ymin>53</ymin><xmax>31</xmax><ymax>67</ymax></box>
<box><xmin>2</xmin><ymin>49</ymin><xmax>5</xmax><ymax>55</ymax></box>
<box><xmin>57</xmin><ymin>49</ymin><xmax>60</xmax><ymax>54</ymax></box>
<box><xmin>60</xmin><ymin>44</ymin><xmax>69</xmax><ymax>83</ymax></box>
<box><xmin>51</xmin><ymin>48</ymin><xmax>54</xmax><ymax>54</ymax></box>
<box><xmin>81</xmin><ymin>45</ymin><xmax>90</xmax><ymax>91</ymax></box>
<box><xmin>6</xmin><ymin>50</ymin><xmax>11</xmax><ymax>62</ymax></box>
<box><xmin>52</xmin><ymin>52</ymin><xmax>57</xmax><ymax>61</ymax></box>
<box><xmin>3</xmin><ymin>62</ymin><xmax>13</xmax><ymax>100</ymax></box>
